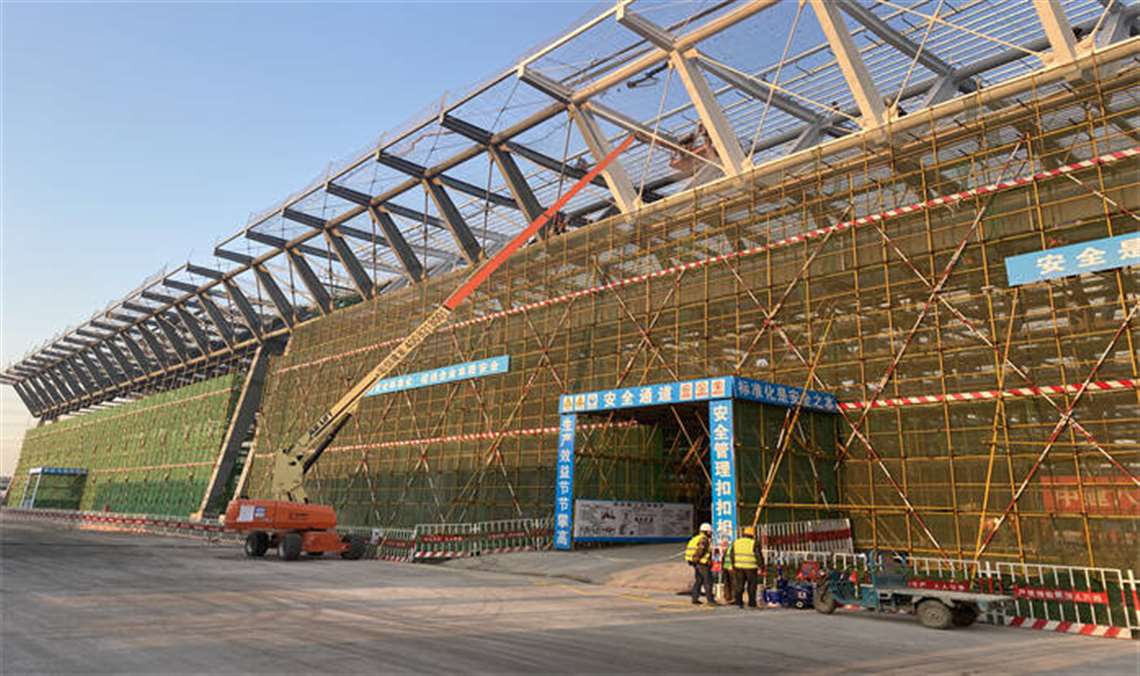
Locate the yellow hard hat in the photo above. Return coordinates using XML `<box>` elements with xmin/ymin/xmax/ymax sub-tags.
<box><xmin>741</xmin><ymin>526</ymin><xmax>755</xmax><ymax>537</ymax></box>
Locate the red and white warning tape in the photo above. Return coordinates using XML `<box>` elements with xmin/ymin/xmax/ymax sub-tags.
<box><xmin>1005</xmin><ymin>616</ymin><xmax>1132</xmax><ymax>640</ymax></box>
<box><xmin>295</xmin><ymin>380</ymin><xmax>1138</xmax><ymax>456</ymax></box>
<box><xmin>276</xmin><ymin>146</ymin><xmax>1140</xmax><ymax>377</ymax></box>
<box><xmin>840</xmin><ymin>379</ymin><xmax>1135</xmax><ymax>411</ymax></box>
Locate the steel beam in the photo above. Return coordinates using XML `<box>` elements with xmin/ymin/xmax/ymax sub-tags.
<box><xmin>835</xmin><ymin>0</ymin><xmax>958</xmax><ymax>81</ymax></box>
<box><xmin>141</xmin><ymin>290</ymin><xmax>178</xmax><ymax>304</ymax></box>
<box><xmin>245</xmin><ymin>230</ymin><xmax>337</xmax><ymax>261</ymax></box>
<box><xmin>671</xmin><ymin>50</ymin><xmax>747</xmax><ymax>176</ymax></box>
<box><xmin>694</xmin><ymin>52</ymin><xmax>840</xmax><ymax>132</ymax></box>
<box><xmin>33</xmin><ymin>376</ymin><xmax>64</xmax><ymax>408</ymax></box>
<box><xmin>281</xmin><ymin>207</ymin><xmax>326</xmax><ymax>230</ymax></box>
<box><xmin>174</xmin><ymin>304</ymin><xmax>214</xmax><ymax>354</ymax></box>
<box><xmin>615</xmin><ymin>3</ymin><xmax>677</xmax><ymax>51</ymax></box>
<box><xmin>54</xmin><ymin>361</ymin><xmax>89</xmax><ymax>397</ymax></box>
<box><xmin>196</xmin><ymin>294</ymin><xmax>236</xmax><ymax>348</ymax></box>
<box><xmin>338</xmin><ymin>222</ymin><xmax>456</xmax><ymax>264</ymax></box>
<box><xmin>38</xmin><ymin>371</ymin><xmax>71</xmax><ymax>405</ymax></box>
<box><xmin>186</xmin><ymin>263</ymin><xmax>226</xmax><ymax>281</ymax></box>
<box><xmin>14</xmin><ymin>382</ymin><xmax>43</xmax><ymax>414</ymax></box>
<box><xmin>76</xmin><ymin>328</ymin><xmax>112</xmax><ymax>340</ymax></box>
<box><xmin>285</xmin><ymin>249</ymin><xmax>333</xmax><ymax>315</ymax></box>
<box><xmin>136</xmin><ymin>323</ymin><xmax>174</xmax><ymax>368</ymax></box>
<box><xmin>569</xmin><ymin>104</ymin><xmax>641</xmax><ymax>213</ymax></box>
<box><xmin>36</xmin><ymin>374</ymin><xmax>66</xmax><ymax>406</ymax></box>
<box><xmin>46</xmin><ymin>366</ymin><xmax>81</xmax><ymax>400</ymax></box>
<box><xmin>163</xmin><ymin>278</ymin><xmax>201</xmax><ymax>294</ymax></box>
<box><xmin>1035</xmin><ymin>0</ymin><xmax>1079</xmax><ymax>63</ymax></box>
<box><xmin>78</xmin><ymin>351</ymin><xmax>112</xmax><ymax>388</ymax></box>
<box><xmin>251</xmin><ymin>266</ymin><xmax>295</xmax><ymax>327</ymax></box>
<box><xmin>324</xmin><ymin>228</ymin><xmax>375</xmax><ymax>299</ymax></box>
<box><xmin>154</xmin><ymin>315</ymin><xmax>191</xmax><ymax>360</ymax></box>
<box><xmin>222</xmin><ymin>280</ymin><xmax>264</xmax><ymax>339</ymax></box>
<box><xmin>584</xmin><ymin>102</ymin><xmax>690</xmax><ymax>158</ymax></box>
<box><xmin>809</xmin><ymin>0</ymin><xmax>888</xmax><ymax>129</ymax></box>
<box><xmin>27</xmin><ymin>381</ymin><xmax>52</xmax><ymax>412</ymax></box>
<box><xmin>214</xmin><ymin>247</ymin><xmax>254</xmax><ymax>265</ymax></box>
<box><xmin>106</xmin><ymin>340</ymin><xmax>141</xmax><ymax>378</ymax></box>
<box><xmin>440</xmin><ymin>113</ymin><xmax>609</xmax><ymax>192</ymax></box>
<box><xmin>122</xmin><ymin>301</ymin><xmax>154</xmax><ymax>315</ymax></box>
<box><xmin>488</xmin><ymin>145</ymin><xmax>544</xmax><ymax>223</ymax></box>
<box><xmin>423</xmin><ymin>180</ymin><xmax>483</xmax><ymax>264</ymax></box>
<box><xmin>91</xmin><ymin>346</ymin><xmax>125</xmax><ymax>384</ymax></box>
<box><xmin>367</xmin><ymin>207</ymin><xmax>425</xmax><ymax>282</ymax></box>
<box><xmin>196</xmin><ymin>337</ymin><xmax>287</xmax><ymax>517</ymax></box>
<box><xmin>517</xmin><ymin>67</ymin><xmax>573</xmax><ymax>103</ymax></box>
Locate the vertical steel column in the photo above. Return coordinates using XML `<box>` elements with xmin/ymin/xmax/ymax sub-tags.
<box><xmin>197</xmin><ymin>337</ymin><xmax>287</xmax><ymax>518</ymax></box>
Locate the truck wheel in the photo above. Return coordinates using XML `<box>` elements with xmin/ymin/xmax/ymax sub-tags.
<box><xmin>341</xmin><ymin>535</ymin><xmax>367</xmax><ymax>560</ymax></box>
<box><xmin>952</xmin><ymin>604</ymin><xmax>978</xmax><ymax>627</ymax></box>
<box><xmin>244</xmin><ymin>531</ymin><xmax>269</xmax><ymax>558</ymax></box>
<box><xmin>814</xmin><ymin>586</ymin><xmax>837</xmax><ymax>614</ymax></box>
<box><xmin>279</xmin><ymin>532</ymin><xmax>303</xmax><ymax>561</ymax></box>
<box><xmin>917</xmin><ymin>599</ymin><xmax>953</xmax><ymax>629</ymax></box>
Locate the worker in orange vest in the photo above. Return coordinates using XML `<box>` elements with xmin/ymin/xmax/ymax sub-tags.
<box><xmin>729</xmin><ymin>526</ymin><xmax>761</xmax><ymax>608</ymax></box>
<box><xmin>685</xmin><ymin>523</ymin><xmax>717</xmax><ymax>605</ymax></box>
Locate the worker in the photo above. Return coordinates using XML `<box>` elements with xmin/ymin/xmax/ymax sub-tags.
<box><xmin>729</xmin><ymin>526</ymin><xmax>761</xmax><ymax>609</ymax></box>
<box><xmin>685</xmin><ymin>523</ymin><xmax>716</xmax><ymax>605</ymax></box>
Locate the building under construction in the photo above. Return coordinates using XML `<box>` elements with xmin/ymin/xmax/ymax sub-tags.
<box><xmin>4</xmin><ymin>0</ymin><xmax>1138</xmax><ymax>570</ymax></box>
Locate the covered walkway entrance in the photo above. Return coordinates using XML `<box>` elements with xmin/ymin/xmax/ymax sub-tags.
<box><xmin>554</xmin><ymin>376</ymin><xmax>840</xmax><ymax>550</ymax></box>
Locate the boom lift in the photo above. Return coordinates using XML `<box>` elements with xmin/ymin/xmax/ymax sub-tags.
<box><xmin>225</xmin><ymin>135</ymin><xmax>635</xmax><ymax>560</ymax></box>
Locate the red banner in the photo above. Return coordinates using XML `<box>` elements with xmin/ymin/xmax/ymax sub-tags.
<box><xmin>1040</xmin><ymin>476</ymin><xmax>1140</xmax><ymax>516</ymax></box>
<box><xmin>1014</xmin><ymin>586</ymin><xmax>1108</xmax><ymax>605</ymax></box>
<box><xmin>908</xmin><ymin>579</ymin><xmax>969</xmax><ymax>592</ymax></box>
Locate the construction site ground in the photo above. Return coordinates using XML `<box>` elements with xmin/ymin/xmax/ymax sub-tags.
<box><xmin>2</xmin><ymin>519</ymin><xmax>1136</xmax><ymax>675</ymax></box>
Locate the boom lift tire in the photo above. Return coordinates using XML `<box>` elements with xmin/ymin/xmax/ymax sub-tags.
<box><xmin>917</xmin><ymin>599</ymin><xmax>953</xmax><ymax>629</ymax></box>
<box><xmin>814</xmin><ymin>585</ymin><xmax>837</xmax><ymax>614</ymax></box>
<box><xmin>244</xmin><ymin>531</ymin><xmax>269</xmax><ymax>558</ymax></box>
<box><xmin>280</xmin><ymin>532</ymin><xmax>303</xmax><ymax>561</ymax></box>
<box><xmin>340</xmin><ymin>535</ymin><xmax>367</xmax><ymax>560</ymax></box>
<box><xmin>951</xmin><ymin>604</ymin><xmax>979</xmax><ymax>627</ymax></box>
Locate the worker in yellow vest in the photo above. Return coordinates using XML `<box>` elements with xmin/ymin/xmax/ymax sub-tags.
<box><xmin>685</xmin><ymin>523</ymin><xmax>716</xmax><ymax>605</ymax></box>
<box><xmin>729</xmin><ymin>526</ymin><xmax>761</xmax><ymax>608</ymax></box>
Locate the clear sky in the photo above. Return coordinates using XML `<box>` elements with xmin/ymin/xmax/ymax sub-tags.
<box><xmin>0</xmin><ymin>0</ymin><xmax>602</xmax><ymax>474</ymax></box>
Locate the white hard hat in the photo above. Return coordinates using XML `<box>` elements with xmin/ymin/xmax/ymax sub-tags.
<box><xmin>699</xmin><ymin>522</ymin><xmax>713</xmax><ymax>533</ymax></box>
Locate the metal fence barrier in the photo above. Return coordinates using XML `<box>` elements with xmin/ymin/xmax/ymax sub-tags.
<box><xmin>765</xmin><ymin>549</ymin><xmax>1137</xmax><ymax>641</ymax></box>
<box><xmin>759</xmin><ymin>518</ymin><xmax>853</xmax><ymax>556</ymax></box>
<box><xmin>412</xmin><ymin>518</ymin><xmax>552</xmax><ymax>560</ymax></box>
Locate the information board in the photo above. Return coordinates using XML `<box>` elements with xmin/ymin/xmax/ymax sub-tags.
<box><xmin>1004</xmin><ymin>232</ymin><xmax>1140</xmax><ymax>286</ymax></box>
<box><xmin>572</xmin><ymin>499</ymin><xmax>694</xmax><ymax>543</ymax></box>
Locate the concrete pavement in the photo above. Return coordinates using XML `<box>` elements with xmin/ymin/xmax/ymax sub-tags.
<box><xmin>2</xmin><ymin>518</ymin><xmax>1137</xmax><ymax>674</ymax></box>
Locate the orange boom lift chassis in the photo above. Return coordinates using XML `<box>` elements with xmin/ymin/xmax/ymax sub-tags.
<box><xmin>225</xmin><ymin>136</ymin><xmax>635</xmax><ymax>560</ymax></box>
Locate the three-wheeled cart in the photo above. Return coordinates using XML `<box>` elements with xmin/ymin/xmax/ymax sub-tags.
<box><xmin>814</xmin><ymin>552</ymin><xmax>1011</xmax><ymax>629</ymax></box>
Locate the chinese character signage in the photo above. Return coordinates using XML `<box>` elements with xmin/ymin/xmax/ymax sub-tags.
<box><xmin>553</xmin><ymin>414</ymin><xmax>576</xmax><ymax>550</ymax></box>
<box><xmin>732</xmin><ymin>376</ymin><xmax>838</xmax><ymax>413</ymax></box>
<box><xmin>365</xmin><ymin>355</ymin><xmax>509</xmax><ymax>397</ymax></box>
<box><xmin>1004</xmin><ymin>233</ymin><xmax>1140</xmax><ymax>286</ymax></box>
<box><xmin>708</xmin><ymin>399</ymin><xmax>738</xmax><ymax>540</ymax></box>
<box><xmin>573</xmin><ymin>500</ymin><xmax>693</xmax><ymax>542</ymax></box>
<box><xmin>559</xmin><ymin>376</ymin><xmax>837</xmax><ymax>415</ymax></box>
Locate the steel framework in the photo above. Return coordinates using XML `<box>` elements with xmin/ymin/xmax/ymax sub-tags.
<box><xmin>5</xmin><ymin>0</ymin><xmax>1136</xmax><ymax>420</ymax></box>
<box><xmin>243</xmin><ymin>42</ymin><xmax>1137</xmax><ymax>567</ymax></box>
<box><xmin>5</xmin><ymin>1</ymin><xmax>1138</xmax><ymax>569</ymax></box>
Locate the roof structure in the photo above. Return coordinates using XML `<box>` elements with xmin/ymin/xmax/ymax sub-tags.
<box><xmin>4</xmin><ymin>0</ymin><xmax>1138</xmax><ymax>419</ymax></box>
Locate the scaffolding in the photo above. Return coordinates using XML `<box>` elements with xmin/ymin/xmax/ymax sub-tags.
<box><xmin>241</xmin><ymin>51</ymin><xmax>1139</xmax><ymax>569</ymax></box>
<box><xmin>9</xmin><ymin>374</ymin><xmax>244</xmax><ymax>516</ymax></box>
<box><xmin>3</xmin><ymin>1</ymin><xmax>1137</xmax><ymax>572</ymax></box>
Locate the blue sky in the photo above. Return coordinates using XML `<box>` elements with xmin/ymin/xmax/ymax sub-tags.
<box><xmin>0</xmin><ymin>0</ymin><xmax>599</xmax><ymax>468</ymax></box>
